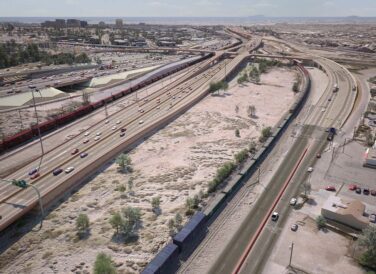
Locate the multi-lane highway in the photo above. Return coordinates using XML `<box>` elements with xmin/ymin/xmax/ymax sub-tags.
<box><xmin>179</xmin><ymin>38</ymin><xmax>357</xmax><ymax>274</ymax></box>
<box><xmin>0</xmin><ymin>48</ymin><xmax>251</xmax><ymax>231</ymax></box>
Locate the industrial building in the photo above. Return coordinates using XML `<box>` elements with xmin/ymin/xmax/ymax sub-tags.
<box><xmin>321</xmin><ymin>195</ymin><xmax>369</xmax><ymax>230</ymax></box>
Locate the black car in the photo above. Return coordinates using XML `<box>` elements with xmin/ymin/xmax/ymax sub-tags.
<box><xmin>52</xmin><ymin>168</ymin><xmax>63</xmax><ymax>176</ymax></box>
<box><xmin>120</xmin><ymin>132</ymin><xmax>125</xmax><ymax>137</ymax></box>
<box><xmin>356</xmin><ymin>188</ymin><xmax>362</xmax><ymax>194</ymax></box>
<box><xmin>363</xmin><ymin>188</ymin><xmax>370</xmax><ymax>195</ymax></box>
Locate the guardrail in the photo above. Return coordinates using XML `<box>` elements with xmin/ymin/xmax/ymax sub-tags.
<box><xmin>0</xmin><ymin>53</ymin><xmax>214</xmax><ymax>153</ymax></box>
<box><xmin>141</xmin><ymin>61</ymin><xmax>311</xmax><ymax>274</ymax></box>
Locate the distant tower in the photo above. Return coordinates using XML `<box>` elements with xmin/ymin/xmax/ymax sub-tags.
<box><xmin>115</xmin><ymin>19</ymin><xmax>123</xmax><ymax>28</ymax></box>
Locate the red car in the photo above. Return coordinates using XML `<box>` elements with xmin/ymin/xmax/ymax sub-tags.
<box><xmin>30</xmin><ymin>172</ymin><xmax>40</xmax><ymax>179</ymax></box>
<box><xmin>325</xmin><ymin>186</ymin><xmax>336</xmax><ymax>191</ymax></box>
<box><xmin>71</xmin><ymin>148</ymin><xmax>79</xmax><ymax>155</ymax></box>
<box><xmin>348</xmin><ymin>184</ymin><xmax>357</xmax><ymax>191</ymax></box>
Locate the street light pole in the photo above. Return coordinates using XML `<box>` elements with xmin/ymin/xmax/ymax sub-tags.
<box><xmin>289</xmin><ymin>242</ymin><xmax>294</xmax><ymax>267</ymax></box>
<box><xmin>31</xmin><ymin>89</ymin><xmax>45</xmax><ymax>170</ymax></box>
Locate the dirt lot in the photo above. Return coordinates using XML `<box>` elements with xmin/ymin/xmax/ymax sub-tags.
<box><xmin>0</xmin><ymin>67</ymin><xmax>297</xmax><ymax>274</ymax></box>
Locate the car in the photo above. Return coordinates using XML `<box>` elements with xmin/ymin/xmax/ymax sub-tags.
<box><xmin>348</xmin><ymin>184</ymin><xmax>358</xmax><ymax>191</ymax></box>
<box><xmin>316</xmin><ymin>153</ymin><xmax>321</xmax><ymax>158</ymax></box>
<box><xmin>371</xmin><ymin>190</ymin><xmax>376</xmax><ymax>196</ymax></box>
<box><xmin>356</xmin><ymin>187</ymin><xmax>362</xmax><ymax>194</ymax></box>
<box><xmin>71</xmin><ymin>148</ymin><xmax>79</xmax><ymax>155</ymax></box>
<box><xmin>28</xmin><ymin>168</ymin><xmax>38</xmax><ymax>176</ymax></box>
<box><xmin>290</xmin><ymin>198</ymin><xmax>297</xmax><ymax>206</ymax></box>
<box><xmin>120</xmin><ymin>132</ymin><xmax>125</xmax><ymax>137</ymax></box>
<box><xmin>156</xmin><ymin>106</ymin><xmax>160</xmax><ymax>110</ymax></box>
<box><xmin>139</xmin><ymin>120</ymin><xmax>144</xmax><ymax>124</ymax></box>
<box><xmin>112</xmin><ymin>126</ymin><xmax>117</xmax><ymax>130</ymax></box>
<box><xmin>328</xmin><ymin>98</ymin><xmax>332</xmax><ymax>101</ymax></box>
<box><xmin>80</xmin><ymin>152</ymin><xmax>88</xmax><ymax>158</ymax></box>
<box><xmin>325</xmin><ymin>186</ymin><xmax>336</xmax><ymax>191</ymax></box>
<box><xmin>271</xmin><ymin>212</ymin><xmax>279</xmax><ymax>221</ymax></box>
<box><xmin>96</xmin><ymin>132</ymin><xmax>101</xmax><ymax>136</ymax></box>
<box><xmin>94</xmin><ymin>136</ymin><xmax>100</xmax><ymax>141</ymax></box>
<box><xmin>291</xmin><ymin>224</ymin><xmax>298</xmax><ymax>231</ymax></box>
<box><xmin>105</xmin><ymin>119</ymin><xmax>109</xmax><ymax>124</ymax></box>
<box><xmin>84</xmin><ymin>131</ymin><xmax>90</xmax><ymax>136</ymax></box>
<box><xmin>83</xmin><ymin>138</ymin><xmax>89</xmax><ymax>144</ymax></box>
<box><xmin>307</xmin><ymin>167</ymin><xmax>314</xmax><ymax>172</ymax></box>
<box><xmin>120</xmin><ymin>128</ymin><xmax>127</xmax><ymax>132</ymax></box>
<box><xmin>30</xmin><ymin>172</ymin><xmax>40</xmax><ymax>180</ymax></box>
<box><xmin>363</xmin><ymin>188</ymin><xmax>370</xmax><ymax>195</ymax></box>
<box><xmin>116</xmin><ymin>120</ymin><xmax>121</xmax><ymax>124</ymax></box>
<box><xmin>65</xmin><ymin>167</ymin><xmax>74</xmax><ymax>173</ymax></box>
<box><xmin>52</xmin><ymin>168</ymin><xmax>63</xmax><ymax>176</ymax></box>
<box><xmin>369</xmin><ymin>214</ymin><xmax>376</xmax><ymax>223</ymax></box>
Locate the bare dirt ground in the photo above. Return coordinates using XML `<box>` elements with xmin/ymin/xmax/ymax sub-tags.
<box><xmin>0</xmin><ymin>67</ymin><xmax>297</xmax><ymax>274</ymax></box>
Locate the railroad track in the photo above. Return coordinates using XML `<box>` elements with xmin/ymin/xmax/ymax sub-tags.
<box><xmin>0</xmin><ymin>55</ymin><xmax>239</xmax><ymax>231</ymax></box>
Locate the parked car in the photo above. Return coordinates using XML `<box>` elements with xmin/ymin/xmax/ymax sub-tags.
<box><xmin>71</xmin><ymin>148</ymin><xmax>79</xmax><ymax>155</ymax></box>
<box><xmin>94</xmin><ymin>136</ymin><xmax>100</xmax><ymax>141</ymax></box>
<box><xmin>371</xmin><ymin>190</ymin><xmax>376</xmax><ymax>196</ymax></box>
<box><xmin>52</xmin><ymin>168</ymin><xmax>63</xmax><ymax>176</ymax></box>
<box><xmin>356</xmin><ymin>187</ymin><xmax>362</xmax><ymax>194</ymax></box>
<box><xmin>290</xmin><ymin>198</ymin><xmax>297</xmax><ymax>206</ymax></box>
<box><xmin>307</xmin><ymin>167</ymin><xmax>314</xmax><ymax>172</ymax></box>
<box><xmin>84</xmin><ymin>131</ymin><xmax>90</xmax><ymax>136</ymax></box>
<box><xmin>80</xmin><ymin>152</ymin><xmax>88</xmax><ymax>158</ymax></box>
<box><xmin>105</xmin><ymin>120</ymin><xmax>109</xmax><ymax>124</ymax></box>
<box><xmin>116</xmin><ymin>120</ymin><xmax>121</xmax><ymax>124</ymax></box>
<box><xmin>28</xmin><ymin>168</ymin><xmax>38</xmax><ymax>176</ymax></box>
<box><xmin>325</xmin><ymin>186</ymin><xmax>336</xmax><ymax>191</ymax></box>
<box><xmin>348</xmin><ymin>184</ymin><xmax>358</xmax><ymax>191</ymax></box>
<box><xmin>120</xmin><ymin>128</ymin><xmax>127</xmax><ymax>132</ymax></box>
<box><xmin>112</xmin><ymin>126</ymin><xmax>117</xmax><ymax>130</ymax></box>
<box><xmin>30</xmin><ymin>172</ymin><xmax>40</xmax><ymax>179</ymax></box>
<box><xmin>291</xmin><ymin>224</ymin><xmax>298</xmax><ymax>231</ymax></box>
<box><xmin>139</xmin><ymin>120</ymin><xmax>144</xmax><ymax>124</ymax></box>
<box><xmin>83</xmin><ymin>139</ymin><xmax>89</xmax><ymax>144</ymax></box>
<box><xmin>96</xmin><ymin>132</ymin><xmax>101</xmax><ymax>136</ymax></box>
<box><xmin>363</xmin><ymin>188</ymin><xmax>370</xmax><ymax>195</ymax></box>
<box><xmin>316</xmin><ymin>153</ymin><xmax>321</xmax><ymax>158</ymax></box>
<box><xmin>271</xmin><ymin>212</ymin><xmax>279</xmax><ymax>221</ymax></box>
<box><xmin>120</xmin><ymin>132</ymin><xmax>125</xmax><ymax>137</ymax></box>
<box><xmin>65</xmin><ymin>167</ymin><xmax>74</xmax><ymax>174</ymax></box>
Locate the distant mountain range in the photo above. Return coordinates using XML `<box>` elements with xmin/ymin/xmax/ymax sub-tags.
<box><xmin>0</xmin><ymin>16</ymin><xmax>375</xmax><ymax>25</ymax></box>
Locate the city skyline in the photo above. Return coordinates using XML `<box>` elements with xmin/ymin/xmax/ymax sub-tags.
<box><xmin>0</xmin><ymin>0</ymin><xmax>376</xmax><ymax>17</ymax></box>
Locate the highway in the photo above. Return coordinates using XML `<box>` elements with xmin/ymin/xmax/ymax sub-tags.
<box><xmin>0</xmin><ymin>48</ymin><xmax>249</xmax><ymax>231</ymax></box>
<box><xmin>179</xmin><ymin>39</ymin><xmax>357</xmax><ymax>273</ymax></box>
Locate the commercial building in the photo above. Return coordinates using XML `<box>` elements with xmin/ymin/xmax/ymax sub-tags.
<box><xmin>67</xmin><ymin>19</ymin><xmax>80</xmax><ymax>28</ymax></box>
<box><xmin>321</xmin><ymin>195</ymin><xmax>369</xmax><ymax>230</ymax></box>
<box><xmin>364</xmin><ymin>148</ymin><xmax>376</xmax><ymax>168</ymax></box>
<box><xmin>115</xmin><ymin>19</ymin><xmax>123</xmax><ymax>28</ymax></box>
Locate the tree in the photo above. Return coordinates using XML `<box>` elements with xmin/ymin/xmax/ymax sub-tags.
<box><xmin>235</xmin><ymin>129</ymin><xmax>240</xmax><ymax>137</ymax></box>
<box><xmin>94</xmin><ymin>252</ymin><xmax>116</xmax><ymax>274</ymax></box>
<box><xmin>76</xmin><ymin>213</ymin><xmax>90</xmax><ymax>235</ymax></box>
<box><xmin>127</xmin><ymin>177</ymin><xmax>134</xmax><ymax>193</ymax></box>
<box><xmin>151</xmin><ymin>196</ymin><xmax>161</xmax><ymax>213</ymax></box>
<box><xmin>116</xmin><ymin>153</ymin><xmax>132</xmax><ymax>173</ymax></box>
<box><xmin>109</xmin><ymin>212</ymin><xmax>123</xmax><ymax>235</ymax></box>
<box><xmin>235</xmin><ymin>149</ymin><xmax>248</xmax><ymax>164</ymax></box>
<box><xmin>358</xmin><ymin>226</ymin><xmax>376</xmax><ymax>269</ymax></box>
<box><xmin>316</xmin><ymin>215</ymin><xmax>326</xmax><ymax>230</ymax></box>
<box><xmin>303</xmin><ymin>181</ymin><xmax>312</xmax><ymax>197</ymax></box>
<box><xmin>122</xmin><ymin>206</ymin><xmax>141</xmax><ymax>228</ymax></box>
<box><xmin>249</xmin><ymin>141</ymin><xmax>257</xmax><ymax>154</ymax></box>
<box><xmin>174</xmin><ymin>213</ymin><xmax>183</xmax><ymax>229</ymax></box>
<box><xmin>292</xmin><ymin>81</ymin><xmax>299</xmax><ymax>92</ymax></box>
<box><xmin>259</xmin><ymin>127</ymin><xmax>272</xmax><ymax>143</ymax></box>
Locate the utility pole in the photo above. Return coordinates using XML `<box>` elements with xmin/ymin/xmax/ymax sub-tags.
<box><xmin>18</xmin><ymin>109</ymin><xmax>23</xmax><ymax>130</ymax></box>
<box><xmin>289</xmin><ymin>242</ymin><xmax>294</xmax><ymax>267</ymax></box>
<box><xmin>31</xmin><ymin>89</ymin><xmax>45</xmax><ymax>170</ymax></box>
<box><xmin>331</xmin><ymin>145</ymin><xmax>336</xmax><ymax>162</ymax></box>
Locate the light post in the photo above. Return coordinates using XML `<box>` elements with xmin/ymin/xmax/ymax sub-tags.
<box><xmin>289</xmin><ymin>242</ymin><xmax>294</xmax><ymax>267</ymax></box>
<box><xmin>1</xmin><ymin>179</ymin><xmax>44</xmax><ymax>230</ymax></box>
<box><xmin>31</xmin><ymin>88</ymin><xmax>45</xmax><ymax>170</ymax></box>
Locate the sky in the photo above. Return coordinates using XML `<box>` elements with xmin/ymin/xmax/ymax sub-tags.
<box><xmin>0</xmin><ymin>0</ymin><xmax>376</xmax><ymax>17</ymax></box>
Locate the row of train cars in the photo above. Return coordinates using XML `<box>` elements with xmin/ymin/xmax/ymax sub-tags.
<box><xmin>141</xmin><ymin>62</ymin><xmax>311</xmax><ymax>274</ymax></box>
<box><xmin>0</xmin><ymin>53</ymin><xmax>215</xmax><ymax>153</ymax></box>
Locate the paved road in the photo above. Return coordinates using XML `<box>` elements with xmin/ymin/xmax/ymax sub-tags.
<box><xmin>0</xmin><ymin>50</ymin><xmax>248</xmax><ymax>232</ymax></box>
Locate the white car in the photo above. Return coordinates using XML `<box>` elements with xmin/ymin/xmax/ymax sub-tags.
<box><xmin>139</xmin><ymin>120</ymin><xmax>144</xmax><ymax>124</ymax></box>
<box><xmin>290</xmin><ymin>198</ymin><xmax>297</xmax><ymax>206</ymax></box>
<box><xmin>116</xmin><ymin>120</ymin><xmax>121</xmax><ymax>124</ymax></box>
<box><xmin>94</xmin><ymin>136</ymin><xmax>100</xmax><ymax>141</ymax></box>
<box><xmin>307</xmin><ymin>167</ymin><xmax>314</xmax><ymax>172</ymax></box>
<box><xmin>112</xmin><ymin>126</ymin><xmax>117</xmax><ymax>130</ymax></box>
<box><xmin>105</xmin><ymin>119</ymin><xmax>109</xmax><ymax>124</ymax></box>
<box><xmin>271</xmin><ymin>212</ymin><xmax>279</xmax><ymax>221</ymax></box>
<box><xmin>96</xmin><ymin>132</ymin><xmax>101</xmax><ymax>136</ymax></box>
<box><xmin>84</xmin><ymin>131</ymin><xmax>90</xmax><ymax>136</ymax></box>
<box><xmin>65</xmin><ymin>167</ymin><xmax>74</xmax><ymax>173</ymax></box>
